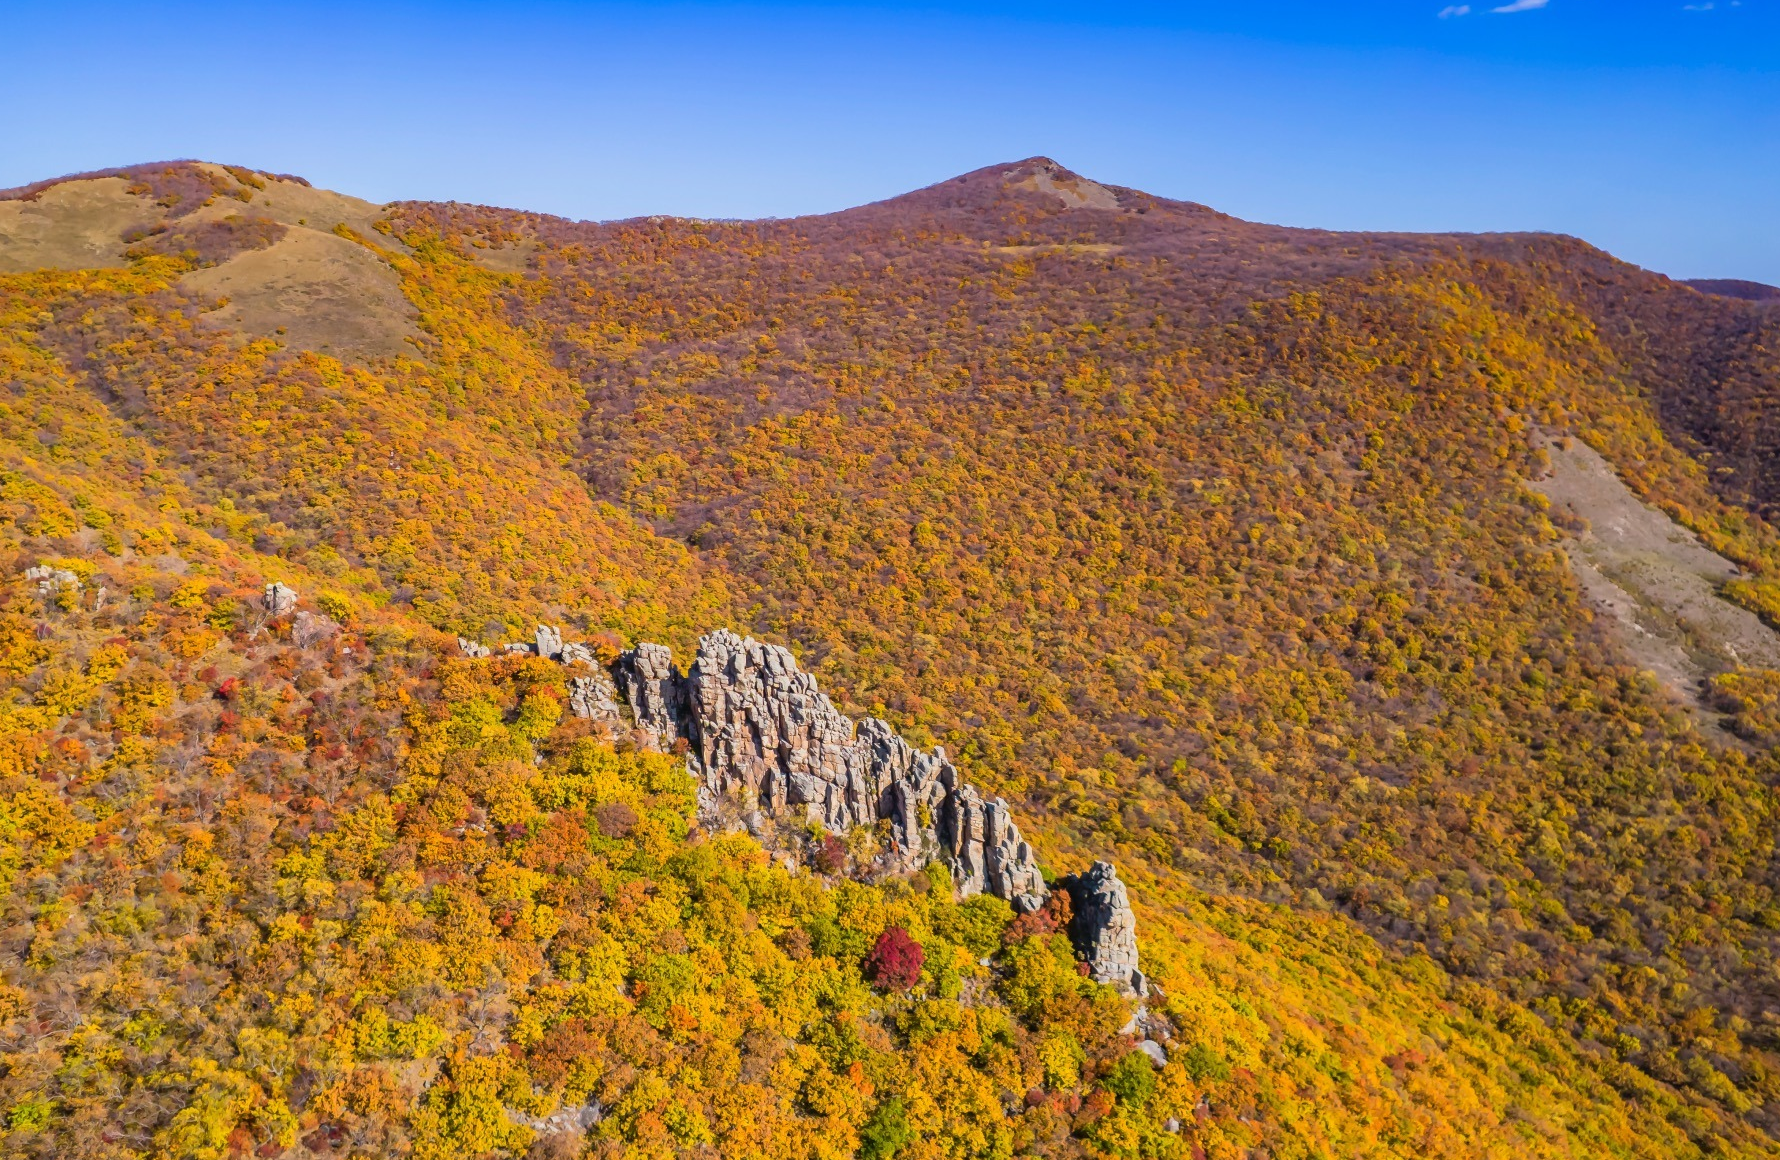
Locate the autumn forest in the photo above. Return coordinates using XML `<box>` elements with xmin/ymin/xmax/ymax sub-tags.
<box><xmin>2</xmin><ymin>157</ymin><xmax>1780</xmax><ymax>1159</ymax></box>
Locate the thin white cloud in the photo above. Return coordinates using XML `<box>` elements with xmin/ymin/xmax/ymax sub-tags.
<box><xmin>1439</xmin><ymin>4</ymin><xmax>1472</xmax><ymax>15</ymax></box>
<box><xmin>1492</xmin><ymin>0</ymin><xmax>1549</xmax><ymax>10</ymax></box>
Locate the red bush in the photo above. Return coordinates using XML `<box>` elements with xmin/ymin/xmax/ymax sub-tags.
<box><xmin>864</xmin><ymin>927</ymin><xmax>923</xmax><ymax>991</ymax></box>
<box><xmin>1004</xmin><ymin>889</ymin><xmax>1073</xmax><ymax>946</ymax></box>
<box><xmin>814</xmin><ymin>834</ymin><xmax>847</xmax><ymax>874</ymax></box>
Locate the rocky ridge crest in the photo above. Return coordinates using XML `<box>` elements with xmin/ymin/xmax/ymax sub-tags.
<box><xmin>460</xmin><ymin>621</ymin><xmax>1144</xmax><ymax>992</ymax></box>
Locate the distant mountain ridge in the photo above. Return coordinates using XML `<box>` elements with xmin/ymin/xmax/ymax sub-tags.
<box><xmin>1686</xmin><ymin>277</ymin><xmax>1780</xmax><ymax>303</ymax></box>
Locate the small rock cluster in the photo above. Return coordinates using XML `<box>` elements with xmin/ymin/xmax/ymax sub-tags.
<box><xmin>26</xmin><ymin>564</ymin><xmax>83</xmax><ymax>596</ymax></box>
<box><xmin>507</xmin><ymin>1101</ymin><xmax>600</xmax><ymax>1137</ymax></box>
<box><xmin>466</xmin><ymin>625</ymin><xmax>1145</xmax><ymax>991</ymax></box>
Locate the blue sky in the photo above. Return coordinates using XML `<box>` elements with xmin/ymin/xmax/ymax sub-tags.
<box><xmin>3</xmin><ymin>1</ymin><xmax>1776</xmax><ymax>283</ymax></box>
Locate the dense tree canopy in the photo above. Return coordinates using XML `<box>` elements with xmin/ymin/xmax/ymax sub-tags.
<box><xmin>2</xmin><ymin>158</ymin><xmax>1780</xmax><ymax>1156</ymax></box>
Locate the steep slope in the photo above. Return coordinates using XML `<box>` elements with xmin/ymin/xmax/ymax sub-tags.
<box><xmin>1</xmin><ymin>163</ymin><xmax>736</xmax><ymax>649</ymax></box>
<box><xmin>392</xmin><ymin>158</ymin><xmax>1780</xmax><ymax>1140</ymax></box>
<box><xmin>3</xmin><ymin>157</ymin><xmax>1780</xmax><ymax>1156</ymax></box>
<box><xmin>0</xmin><ymin>566</ymin><xmax>1740</xmax><ymax>1160</ymax></box>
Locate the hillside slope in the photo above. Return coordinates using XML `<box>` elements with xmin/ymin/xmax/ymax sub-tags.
<box><xmin>3</xmin><ymin>158</ymin><xmax>1780</xmax><ymax>1157</ymax></box>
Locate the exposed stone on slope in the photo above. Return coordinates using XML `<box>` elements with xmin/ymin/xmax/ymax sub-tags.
<box><xmin>25</xmin><ymin>565</ymin><xmax>81</xmax><ymax>597</ymax></box>
<box><xmin>567</xmin><ymin>668</ymin><xmax>624</xmax><ymax>728</ymax></box>
<box><xmin>293</xmin><ymin>610</ymin><xmax>340</xmax><ymax>648</ymax></box>
<box><xmin>263</xmin><ymin>582</ymin><xmax>298</xmax><ymax>616</ymax></box>
<box><xmin>680</xmin><ymin>629</ymin><xmax>1047</xmax><ymax>912</ymax></box>
<box><xmin>460</xmin><ymin>626</ymin><xmax>1110</xmax><ymax>925</ymax></box>
<box><xmin>1062</xmin><ymin>860</ymin><xmax>1146</xmax><ymax>997</ymax></box>
<box><xmin>684</xmin><ymin>630</ymin><xmax>868</xmax><ymax>827</ymax></box>
<box><xmin>457</xmin><ymin>637</ymin><xmax>491</xmax><ymax>658</ymax></box>
<box><xmin>617</xmin><ymin>642</ymin><xmax>683</xmax><ymax>749</ymax></box>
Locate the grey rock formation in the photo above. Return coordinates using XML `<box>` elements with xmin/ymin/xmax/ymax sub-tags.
<box><xmin>263</xmin><ymin>581</ymin><xmax>298</xmax><ymax>616</ymax></box>
<box><xmin>26</xmin><ymin>565</ymin><xmax>82</xmax><ymax>597</ymax></box>
<box><xmin>501</xmin><ymin>642</ymin><xmax>534</xmax><ymax>656</ymax></box>
<box><xmin>457</xmin><ymin>625</ymin><xmax>1124</xmax><ymax>929</ymax></box>
<box><xmin>293</xmin><ymin>610</ymin><xmax>340</xmax><ymax>648</ymax></box>
<box><xmin>617</xmin><ymin>642</ymin><xmax>683</xmax><ymax>748</ymax></box>
<box><xmin>1063</xmin><ymin>861</ymin><xmax>1146</xmax><ymax>996</ymax></box>
<box><xmin>684</xmin><ymin>630</ymin><xmax>867</xmax><ymax>826</ymax></box>
<box><xmin>457</xmin><ymin>637</ymin><xmax>491</xmax><ymax>659</ymax></box>
<box><xmin>567</xmin><ymin>669</ymin><xmax>624</xmax><ymax>728</ymax></box>
<box><xmin>681</xmin><ymin>629</ymin><xmax>1047</xmax><ymax>912</ymax></box>
<box><xmin>507</xmin><ymin>1101</ymin><xmax>601</xmax><ymax>1136</ymax></box>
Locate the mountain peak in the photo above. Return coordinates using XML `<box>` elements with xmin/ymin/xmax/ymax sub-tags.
<box><xmin>844</xmin><ymin>155</ymin><xmax>1169</xmax><ymax>225</ymax></box>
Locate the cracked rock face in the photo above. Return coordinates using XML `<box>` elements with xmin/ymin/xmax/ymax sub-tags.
<box><xmin>680</xmin><ymin>629</ymin><xmax>1047</xmax><ymax>912</ymax></box>
<box><xmin>263</xmin><ymin>581</ymin><xmax>298</xmax><ymax>616</ymax></box>
<box><xmin>1064</xmin><ymin>861</ymin><xmax>1146</xmax><ymax>997</ymax></box>
<box><xmin>617</xmin><ymin>642</ymin><xmax>683</xmax><ymax>749</ymax></box>
<box><xmin>567</xmin><ymin>668</ymin><xmax>624</xmax><ymax>729</ymax></box>
<box><xmin>470</xmin><ymin>627</ymin><xmax>1092</xmax><ymax>921</ymax></box>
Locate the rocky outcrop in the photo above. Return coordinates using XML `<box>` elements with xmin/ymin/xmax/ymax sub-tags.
<box><xmin>683</xmin><ymin>630</ymin><xmax>866</xmax><ymax>826</ymax></box>
<box><xmin>456</xmin><ymin>637</ymin><xmax>491</xmax><ymax>659</ymax></box>
<box><xmin>25</xmin><ymin>564</ymin><xmax>82</xmax><ymax>597</ymax></box>
<box><xmin>616</xmin><ymin>642</ymin><xmax>683</xmax><ymax>750</ymax></box>
<box><xmin>263</xmin><ymin>581</ymin><xmax>298</xmax><ymax>616</ymax></box>
<box><xmin>1063</xmin><ymin>861</ymin><xmax>1146</xmax><ymax>997</ymax></box>
<box><xmin>679</xmin><ymin>630</ymin><xmax>1047</xmax><ymax>912</ymax></box>
<box><xmin>293</xmin><ymin>610</ymin><xmax>340</xmax><ymax>648</ymax></box>
<box><xmin>567</xmin><ymin>668</ymin><xmax>624</xmax><ymax>729</ymax></box>
<box><xmin>458</xmin><ymin>627</ymin><xmax>1089</xmax><ymax>921</ymax></box>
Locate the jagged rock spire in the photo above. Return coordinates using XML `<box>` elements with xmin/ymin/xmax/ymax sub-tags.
<box><xmin>676</xmin><ymin>630</ymin><xmax>1048</xmax><ymax>912</ymax></box>
<box><xmin>1063</xmin><ymin>861</ymin><xmax>1146</xmax><ymax>997</ymax></box>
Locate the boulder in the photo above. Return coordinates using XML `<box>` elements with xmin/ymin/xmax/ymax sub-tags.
<box><xmin>263</xmin><ymin>581</ymin><xmax>298</xmax><ymax>616</ymax></box>
<box><xmin>457</xmin><ymin>637</ymin><xmax>491</xmax><ymax>658</ymax></box>
<box><xmin>535</xmin><ymin>624</ymin><xmax>564</xmax><ymax>660</ymax></box>
<box><xmin>1063</xmin><ymin>861</ymin><xmax>1146</xmax><ymax>996</ymax></box>
<box><xmin>293</xmin><ymin>610</ymin><xmax>340</xmax><ymax>648</ymax></box>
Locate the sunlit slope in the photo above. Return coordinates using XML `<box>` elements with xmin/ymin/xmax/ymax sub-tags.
<box><xmin>0</xmin><ymin>541</ymin><xmax>1744</xmax><ymax>1159</ymax></box>
<box><xmin>388</xmin><ymin>159</ymin><xmax>1780</xmax><ymax>1140</ymax></box>
<box><xmin>0</xmin><ymin>164</ymin><xmax>736</xmax><ymax>651</ymax></box>
<box><xmin>4</xmin><ymin>158</ymin><xmax>1780</xmax><ymax>1150</ymax></box>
